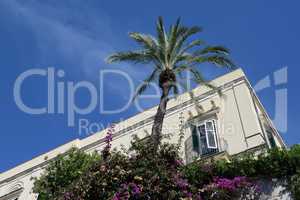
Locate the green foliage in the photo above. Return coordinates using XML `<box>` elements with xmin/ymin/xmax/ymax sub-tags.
<box><xmin>182</xmin><ymin>161</ymin><xmax>213</xmax><ymax>188</ymax></box>
<box><xmin>54</xmin><ymin>137</ymin><xmax>191</xmax><ymax>200</ymax></box>
<box><xmin>32</xmin><ymin>141</ymin><xmax>300</xmax><ymax>200</ymax></box>
<box><xmin>289</xmin><ymin>172</ymin><xmax>300</xmax><ymax>200</ymax></box>
<box><xmin>183</xmin><ymin>145</ymin><xmax>300</xmax><ymax>199</ymax></box>
<box><xmin>32</xmin><ymin>148</ymin><xmax>100</xmax><ymax>200</ymax></box>
<box><xmin>213</xmin><ymin>145</ymin><xmax>300</xmax><ymax>178</ymax></box>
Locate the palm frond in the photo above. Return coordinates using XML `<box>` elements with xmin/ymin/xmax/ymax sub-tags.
<box><xmin>156</xmin><ymin>16</ymin><xmax>167</xmax><ymax>51</ymax></box>
<box><xmin>173</xmin><ymin>84</ymin><xmax>179</xmax><ymax>95</ymax></box>
<box><xmin>190</xmin><ymin>55</ymin><xmax>236</xmax><ymax>69</ymax></box>
<box><xmin>168</xmin><ymin>26</ymin><xmax>203</xmax><ymax>65</ymax></box>
<box><xmin>128</xmin><ymin>32</ymin><xmax>165</xmax><ymax>67</ymax></box>
<box><xmin>129</xmin><ymin>32</ymin><xmax>158</xmax><ymax>52</ymax></box>
<box><xmin>171</xmin><ymin>39</ymin><xmax>205</xmax><ymax>66</ymax></box>
<box><xmin>173</xmin><ymin>52</ymin><xmax>193</xmax><ymax>64</ymax></box>
<box><xmin>189</xmin><ymin>68</ymin><xmax>216</xmax><ymax>90</ymax></box>
<box><xmin>132</xmin><ymin>68</ymin><xmax>160</xmax><ymax>101</ymax></box>
<box><xmin>195</xmin><ymin>46</ymin><xmax>230</xmax><ymax>56</ymax></box>
<box><xmin>174</xmin><ymin>26</ymin><xmax>203</xmax><ymax>51</ymax></box>
<box><xmin>167</xmin><ymin>18</ymin><xmax>181</xmax><ymax>60</ymax></box>
<box><xmin>107</xmin><ymin>51</ymin><xmax>152</xmax><ymax>64</ymax></box>
<box><xmin>173</xmin><ymin>64</ymin><xmax>193</xmax><ymax>73</ymax></box>
<box><xmin>173</xmin><ymin>65</ymin><xmax>208</xmax><ymax>87</ymax></box>
<box><xmin>182</xmin><ymin>39</ymin><xmax>205</xmax><ymax>52</ymax></box>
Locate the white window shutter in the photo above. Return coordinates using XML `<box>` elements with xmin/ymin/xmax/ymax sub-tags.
<box><xmin>205</xmin><ymin>120</ymin><xmax>218</xmax><ymax>149</ymax></box>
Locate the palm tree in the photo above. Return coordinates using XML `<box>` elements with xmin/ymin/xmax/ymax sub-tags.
<box><xmin>107</xmin><ymin>17</ymin><xmax>235</xmax><ymax>152</ymax></box>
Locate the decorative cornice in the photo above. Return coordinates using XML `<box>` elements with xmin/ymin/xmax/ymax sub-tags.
<box><xmin>0</xmin><ymin>188</ymin><xmax>23</xmax><ymax>200</ymax></box>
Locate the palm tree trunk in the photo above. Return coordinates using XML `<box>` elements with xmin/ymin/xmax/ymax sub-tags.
<box><xmin>151</xmin><ymin>84</ymin><xmax>170</xmax><ymax>151</ymax></box>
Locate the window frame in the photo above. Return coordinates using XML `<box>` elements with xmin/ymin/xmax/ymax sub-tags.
<box><xmin>204</xmin><ymin>119</ymin><xmax>218</xmax><ymax>149</ymax></box>
<box><xmin>190</xmin><ymin>117</ymin><xmax>219</xmax><ymax>155</ymax></box>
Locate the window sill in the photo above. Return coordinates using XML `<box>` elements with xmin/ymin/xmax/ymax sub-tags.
<box><xmin>197</xmin><ymin>150</ymin><xmax>230</xmax><ymax>163</ymax></box>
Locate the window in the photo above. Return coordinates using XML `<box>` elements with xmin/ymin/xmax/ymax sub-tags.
<box><xmin>266</xmin><ymin>130</ymin><xmax>276</xmax><ymax>148</ymax></box>
<box><xmin>191</xmin><ymin>125</ymin><xmax>200</xmax><ymax>153</ymax></box>
<box><xmin>191</xmin><ymin>119</ymin><xmax>219</xmax><ymax>156</ymax></box>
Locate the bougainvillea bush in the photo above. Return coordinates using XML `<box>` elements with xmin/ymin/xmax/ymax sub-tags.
<box><xmin>33</xmin><ymin>126</ymin><xmax>300</xmax><ymax>200</ymax></box>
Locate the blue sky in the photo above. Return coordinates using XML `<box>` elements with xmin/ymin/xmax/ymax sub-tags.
<box><xmin>0</xmin><ymin>0</ymin><xmax>299</xmax><ymax>172</ymax></box>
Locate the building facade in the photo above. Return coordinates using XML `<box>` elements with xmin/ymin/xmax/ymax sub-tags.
<box><xmin>0</xmin><ymin>69</ymin><xmax>286</xmax><ymax>200</ymax></box>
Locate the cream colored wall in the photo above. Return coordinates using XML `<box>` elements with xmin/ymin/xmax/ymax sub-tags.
<box><xmin>0</xmin><ymin>69</ymin><xmax>285</xmax><ymax>200</ymax></box>
<box><xmin>0</xmin><ymin>168</ymin><xmax>43</xmax><ymax>200</ymax></box>
<box><xmin>104</xmin><ymin>78</ymin><xmax>266</xmax><ymax>157</ymax></box>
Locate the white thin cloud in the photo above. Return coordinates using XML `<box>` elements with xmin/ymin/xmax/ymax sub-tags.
<box><xmin>1</xmin><ymin>0</ymin><xmax>149</xmax><ymax>96</ymax></box>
